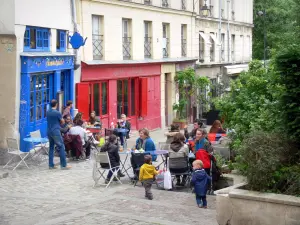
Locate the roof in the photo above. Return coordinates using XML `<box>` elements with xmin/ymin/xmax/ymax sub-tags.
<box><xmin>82</xmin><ymin>57</ymin><xmax>198</xmax><ymax>66</ymax></box>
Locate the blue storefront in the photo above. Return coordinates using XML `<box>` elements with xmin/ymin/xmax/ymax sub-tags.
<box><xmin>19</xmin><ymin>54</ymin><xmax>75</xmax><ymax>152</ymax></box>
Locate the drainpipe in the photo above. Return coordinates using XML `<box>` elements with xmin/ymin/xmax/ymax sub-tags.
<box><xmin>218</xmin><ymin>0</ymin><xmax>222</xmax><ymax>62</ymax></box>
<box><xmin>70</xmin><ymin>0</ymin><xmax>80</xmax><ymax>70</ymax></box>
<box><xmin>227</xmin><ymin>0</ymin><xmax>230</xmax><ymax>62</ymax></box>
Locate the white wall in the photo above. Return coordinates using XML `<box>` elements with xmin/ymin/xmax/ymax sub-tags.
<box><xmin>80</xmin><ymin>0</ymin><xmax>196</xmax><ymax>61</ymax></box>
<box><xmin>0</xmin><ymin>0</ymin><xmax>15</xmax><ymax>34</ymax></box>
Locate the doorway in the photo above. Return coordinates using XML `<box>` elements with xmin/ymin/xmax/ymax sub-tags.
<box><xmin>164</xmin><ymin>73</ymin><xmax>171</xmax><ymax>126</ymax></box>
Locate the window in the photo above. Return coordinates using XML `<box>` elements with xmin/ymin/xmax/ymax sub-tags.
<box><xmin>24</xmin><ymin>27</ymin><xmax>50</xmax><ymax>51</ymax></box>
<box><xmin>240</xmin><ymin>35</ymin><xmax>244</xmax><ymax>61</ymax></box>
<box><xmin>231</xmin><ymin>0</ymin><xmax>235</xmax><ymax>20</ymax></box>
<box><xmin>92</xmin><ymin>15</ymin><xmax>104</xmax><ymax>60</ymax></box>
<box><xmin>199</xmin><ymin>32</ymin><xmax>205</xmax><ymax>61</ymax></box>
<box><xmin>210</xmin><ymin>33</ymin><xmax>215</xmax><ymax>62</ymax></box>
<box><xmin>162</xmin><ymin>0</ymin><xmax>169</xmax><ymax>8</ymax></box>
<box><xmin>144</xmin><ymin>0</ymin><xmax>151</xmax><ymax>4</ymax></box>
<box><xmin>181</xmin><ymin>0</ymin><xmax>186</xmax><ymax>10</ymax></box>
<box><xmin>231</xmin><ymin>34</ymin><xmax>235</xmax><ymax>61</ymax></box>
<box><xmin>57</xmin><ymin>30</ymin><xmax>66</xmax><ymax>52</ymax></box>
<box><xmin>117</xmin><ymin>79</ymin><xmax>136</xmax><ymax>118</ymax></box>
<box><xmin>162</xmin><ymin>23</ymin><xmax>170</xmax><ymax>58</ymax></box>
<box><xmin>122</xmin><ymin>19</ymin><xmax>132</xmax><ymax>60</ymax></box>
<box><xmin>91</xmin><ymin>82</ymin><xmax>108</xmax><ymax>116</ymax></box>
<box><xmin>221</xmin><ymin>33</ymin><xmax>225</xmax><ymax>61</ymax></box>
<box><xmin>144</xmin><ymin>21</ymin><xmax>152</xmax><ymax>58</ymax></box>
<box><xmin>181</xmin><ymin>24</ymin><xmax>187</xmax><ymax>57</ymax></box>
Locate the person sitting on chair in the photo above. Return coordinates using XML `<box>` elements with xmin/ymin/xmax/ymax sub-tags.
<box><xmin>60</xmin><ymin>115</ymin><xmax>73</xmax><ymax>134</ymax></box>
<box><xmin>116</xmin><ymin>114</ymin><xmax>131</xmax><ymax>146</ymax></box>
<box><xmin>209</xmin><ymin>120</ymin><xmax>226</xmax><ymax>134</ymax></box>
<box><xmin>100</xmin><ymin>134</ymin><xmax>125</xmax><ymax>183</ymax></box>
<box><xmin>89</xmin><ymin>111</ymin><xmax>102</xmax><ymax>127</ymax></box>
<box><xmin>136</xmin><ymin>128</ymin><xmax>157</xmax><ymax>161</ymax></box>
<box><xmin>69</xmin><ymin>119</ymin><xmax>91</xmax><ymax>160</ymax></box>
<box><xmin>73</xmin><ymin>112</ymin><xmax>83</xmax><ymax>126</ymax></box>
<box><xmin>184</xmin><ymin>119</ymin><xmax>204</xmax><ymax>140</ymax></box>
<box><xmin>169</xmin><ymin>133</ymin><xmax>189</xmax><ymax>186</ymax></box>
<box><xmin>165</xmin><ymin>123</ymin><xmax>180</xmax><ymax>144</ymax></box>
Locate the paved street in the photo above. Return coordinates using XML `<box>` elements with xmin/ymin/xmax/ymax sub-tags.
<box><xmin>0</xmin><ymin>152</ymin><xmax>218</xmax><ymax>225</ymax></box>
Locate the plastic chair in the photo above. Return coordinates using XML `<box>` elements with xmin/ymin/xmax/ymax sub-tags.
<box><xmin>30</xmin><ymin>130</ymin><xmax>49</xmax><ymax>154</ymax></box>
<box><xmin>92</xmin><ymin>151</ymin><xmax>122</xmax><ymax>188</ymax></box>
<box><xmin>3</xmin><ymin>138</ymin><xmax>30</xmax><ymax>171</ymax></box>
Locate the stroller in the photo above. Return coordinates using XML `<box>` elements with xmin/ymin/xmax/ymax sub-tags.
<box><xmin>195</xmin><ymin>149</ymin><xmax>221</xmax><ymax>195</ymax></box>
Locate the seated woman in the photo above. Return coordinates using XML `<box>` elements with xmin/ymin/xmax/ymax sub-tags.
<box><xmin>135</xmin><ymin>128</ymin><xmax>157</xmax><ymax>161</ymax></box>
<box><xmin>209</xmin><ymin>120</ymin><xmax>226</xmax><ymax>134</ymax></box>
<box><xmin>165</xmin><ymin>124</ymin><xmax>180</xmax><ymax>144</ymax></box>
<box><xmin>73</xmin><ymin>112</ymin><xmax>83</xmax><ymax>126</ymax></box>
<box><xmin>115</xmin><ymin>114</ymin><xmax>131</xmax><ymax>146</ymax></box>
<box><xmin>100</xmin><ymin>135</ymin><xmax>124</xmax><ymax>183</ymax></box>
<box><xmin>89</xmin><ymin>111</ymin><xmax>102</xmax><ymax>127</ymax></box>
<box><xmin>69</xmin><ymin>119</ymin><xmax>91</xmax><ymax>160</ymax></box>
<box><xmin>168</xmin><ymin>133</ymin><xmax>189</xmax><ymax>186</ymax></box>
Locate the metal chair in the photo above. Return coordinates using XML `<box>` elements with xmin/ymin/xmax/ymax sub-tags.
<box><xmin>3</xmin><ymin>138</ymin><xmax>30</xmax><ymax>171</ymax></box>
<box><xmin>92</xmin><ymin>151</ymin><xmax>122</xmax><ymax>188</ymax></box>
<box><xmin>169</xmin><ymin>153</ymin><xmax>191</xmax><ymax>188</ymax></box>
<box><xmin>30</xmin><ymin>130</ymin><xmax>49</xmax><ymax>154</ymax></box>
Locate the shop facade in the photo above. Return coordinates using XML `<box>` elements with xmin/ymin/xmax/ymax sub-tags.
<box><xmin>19</xmin><ymin>54</ymin><xmax>75</xmax><ymax>151</ymax></box>
<box><xmin>77</xmin><ymin>62</ymin><xmax>161</xmax><ymax>130</ymax></box>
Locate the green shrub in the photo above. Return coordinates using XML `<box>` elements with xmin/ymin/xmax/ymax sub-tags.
<box><xmin>237</xmin><ymin>131</ymin><xmax>300</xmax><ymax>195</ymax></box>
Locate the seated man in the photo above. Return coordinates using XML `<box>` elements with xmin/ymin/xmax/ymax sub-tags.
<box><xmin>69</xmin><ymin>119</ymin><xmax>91</xmax><ymax>160</ymax></box>
<box><xmin>184</xmin><ymin>119</ymin><xmax>203</xmax><ymax>140</ymax></box>
<box><xmin>88</xmin><ymin>111</ymin><xmax>102</xmax><ymax>127</ymax></box>
<box><xmin>115</xmin><ymin>114</ymin><xmax>131</xmax><ymax>146</ymax></box>
<box><xmin>61</xmin><ymin>115</ymin><xmax>73</xmax><ymax>134</ymax></box>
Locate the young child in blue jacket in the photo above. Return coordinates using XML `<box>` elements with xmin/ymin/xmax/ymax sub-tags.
<box><xmin>191</xmin><ymin>160</ymin><xmax>212</xmax><ymax>208</ymax></box>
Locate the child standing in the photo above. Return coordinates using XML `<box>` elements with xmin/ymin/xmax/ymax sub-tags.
<box><xmin>139</xmin><ymin>155</ymin><xmax>158</xmax><ymax>200</ymax></box>
<box><xmin>191</xmin><ymin>160</ymin><xmax>212</xmax><ymax>208</ymax></box>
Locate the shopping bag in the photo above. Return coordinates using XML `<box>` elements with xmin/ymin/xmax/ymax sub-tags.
<box><xmin>155</xmin><ymin>173</ymin><xmax>164</xmax><ymax>189</ymax></box>
<box><xmin>163</xmin><ymin>171</ymin><xmax>172</xmax><ymax>190</ymax></box>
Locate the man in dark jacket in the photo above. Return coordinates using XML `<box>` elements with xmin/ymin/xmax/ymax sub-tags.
<box><xmin>184</xmin><ymin>119</ymin><xmax>203</xmax><ymax>140</ymax></box>
<box><xmin>100</xmin><ymin>135</ymin><xmax>125</xmax><ymax>183</ymax></box>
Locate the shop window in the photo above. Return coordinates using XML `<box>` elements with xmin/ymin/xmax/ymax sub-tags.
<box><xmin>57</xmin><ymin>30</ymin><xmax>66</xmax><ymax>52</ymax></box>
<box><xmin>24</xmin><ymin>27</ymin><xmax>50</xmax><ymax>51</ymax></box>
<box><xmin>91</xmin><ymin>82</ymin><xmax>108</xmax><ymax>117</ymax></box>
<box><xmin>117</xmin><ymin>79</ymin><xmax>136</xmax><ymax>118</ymax></box>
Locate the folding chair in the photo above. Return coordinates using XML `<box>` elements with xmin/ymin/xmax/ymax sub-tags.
<box><xmin>169</xmin><ymin>154</ymin><xmax>192</xmax><ymax>189</ymax></box>
<box><xmin>3</xmin><ymin>138</ymin><xmax>30</xmax><ymax>171</ymax></box>
<box><xmin>30</xmin><ymin>130</ymin><xmax>49</xmax><ymax>154</ymax></box>
<box><xmin>92</xmin><ymin>151</ymin><xmax>122</xmax><ymax>188</ymax></box>
<box><xmin>131</xmin><ymin>152</ymin><xmax>151</xmax><ymax>186</ymax></box>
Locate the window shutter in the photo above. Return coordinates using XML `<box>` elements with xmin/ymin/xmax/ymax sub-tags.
<box><xmin>140</xmin><ymin>78</ymin><xmax>148</xmax><ymax>117</ymax></box>
<box><xmin>76</xmin><ymin>83</ymin><xmax>90</xmax><ymax>121</ymax></box>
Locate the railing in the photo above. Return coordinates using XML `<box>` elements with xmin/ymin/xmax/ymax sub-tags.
<box><xmin>144</xmin><ymin>37</ymin><xmax>152</xmax><ymax>58</ymax></box>
<box><xmin>181</xmin><ymin>0</ymin><xmax>186</xmax><ymax>10</ymax></box>
<box><xmin>144</xmin><ymin>0</ymin><xmax>151</xmax><ymax>5</ymax></box>
<box><xmin>92</xmin><ymin>34</ymin><xmax>104</xmax><ymax>60</ymax></box>
<box><xmin>163</xmin><ymin>38</ymin><xmax>169</xmax><ymax>58</ymax></box>
<box><xmin>162</xmin><ymin>0</ymin><xmax>169</xmax><ymax>8</ymax></box>
<box><xmin>123</xmin><ymin>37</ymin><xmax>131</xmax><ymax>60</ymax></box>
<box><xmin>181</xmin><ymin>39</ymin><xmax>187</xmax><ymax>57</ymax></box>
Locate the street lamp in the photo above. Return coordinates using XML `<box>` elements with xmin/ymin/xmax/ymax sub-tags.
<box><xmin>201</xmin><ymin>0</ymin><xmax>210</xmax><ymax>17</ymax></box>
<box><xmin>257</xmin><ymin>10</ymin><xmax>267</xmax><ymax>68</ymax></box>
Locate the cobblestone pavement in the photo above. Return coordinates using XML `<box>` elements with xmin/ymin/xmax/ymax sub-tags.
<box><xmin>0</xmin><ymin>127</ymin><xmax>217</xmax><ymax>225</ymax></box>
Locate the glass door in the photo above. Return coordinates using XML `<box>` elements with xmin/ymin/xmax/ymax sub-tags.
<box><xmin>117</xmin><ymin>79</ymin><xmax>136</xmax><ymax>119</ymax></box>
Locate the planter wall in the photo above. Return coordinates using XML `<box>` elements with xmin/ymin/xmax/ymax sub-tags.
<box><xmin>215</xmin><ymin>183</ymin><xmax>300</xmax><ymax>225</ymax></box>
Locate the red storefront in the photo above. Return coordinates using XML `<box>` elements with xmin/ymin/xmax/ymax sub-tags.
<box><xmin>76</xmin><ymin>62</ymin><xmax>161</xmax><ymax>130</ymax></box>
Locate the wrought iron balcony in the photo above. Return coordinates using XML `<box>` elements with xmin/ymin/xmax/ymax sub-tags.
<box><xmin>162</xmin><ymin>0</ymin><xmax>169</xmax><ymax>8</ymax></box>
<box><xmin>123</xmin><ymin>37</ymin><xmax>131</xmax><ymax>60</ymax></box>
<box><xmin>181</xmin><ymin>38</ymin><xmax>187</xmax><ymax>57</ymax></box>
<box><xmin>144</xmin><ymin>0</ymin><xmax>151</xmax><ymax>5</ymax></box>
<box><xmin>144</xmin><ymin>37</ymin><xmax>152</xmax><ymax>58</ymax></box>
<box><xmin>162</xmin><ymin>38</ymin><xmax>169</xmax><ymax>58</ymax></box>
<box><xmin>92</xmin><ymin>34</ymin><xmax>103</xmax><ymax>60</ymax></box>
<box><xmin>181</xmin><ymin>0</ymin><xmax>186</xmax><ymax>10</ymax></box>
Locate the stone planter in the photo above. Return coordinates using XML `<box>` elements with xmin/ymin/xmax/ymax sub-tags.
<box><xmin>215</xmin><ymin>183</ymin><xmax>300</xmax><ymax>225</ymax></box>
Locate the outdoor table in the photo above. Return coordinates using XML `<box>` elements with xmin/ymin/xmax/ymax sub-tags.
<box><xmin>23</xmin><ymin>137</ymin><xmax>49</xmax><ymax>164</ymax></box>
<box><xmin>86</xmin><ymin>126</ymin><xmax>102</xmax><ymax>134</ymax></box>
<box><xmin>118</xmin><ymin>150</ymin><xmax>169</xmax><ymax>179</ymax></box>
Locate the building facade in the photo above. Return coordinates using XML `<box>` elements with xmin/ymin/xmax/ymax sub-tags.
<box><xmin>76</xmin><ymin>0</ymin><xmax>198</xmax><ymax>130</ymax></box>
<box><xmin>0</xmin><ymin>0</ymin><xmax>76</xmax><ymax>155</ymax></box>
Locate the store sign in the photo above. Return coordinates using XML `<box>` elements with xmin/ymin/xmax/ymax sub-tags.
<box><xmin>46</xmin><ymin>59</ymin><xmax>64</xmax><ymax>67</ymax></box>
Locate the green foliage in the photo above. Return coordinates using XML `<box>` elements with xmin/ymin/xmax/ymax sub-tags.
<box><xmin>275</xmin><ymin>44</ymin><xmax>300</xmax><ymax>144</ymax></box>
<box><xmin>237</xmin><ymin>131</ymin><xmax>300</xmax><ymax>195</ymax></box>
<box><xmin>173</xmin><ymin>68</ymin><xmax>210</xmax><ymax>120</ymax></box>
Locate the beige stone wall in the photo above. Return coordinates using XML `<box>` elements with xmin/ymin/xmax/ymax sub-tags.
<box><xmin>0</xmin><ymin>35</ymin><xmax>17</xmax><ymax>163</ymax></box>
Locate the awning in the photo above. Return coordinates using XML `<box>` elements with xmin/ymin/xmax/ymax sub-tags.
<box><xmin>199</xmin><ymin>32</ymin><xmax>211</xmax><ymax>45</ymax></box>
<box><xmin>225</xmin><ymin>64</ymin><xmax>249</xmax><ymax>75</ymax></box>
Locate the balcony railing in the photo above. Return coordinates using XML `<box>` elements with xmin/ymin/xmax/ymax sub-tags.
<box><xmin>144</xmin><ymin>37</ymin><xmax>152</xmax><ymax>58</ymax></box>
<box><xmin>123</xmin><ymin>37</ymin><xmax>131</xmax><ymax>60</ymax></box>
<box><xmin>181</xmin><ymin>39</ymin><xmax>187</xmax><ymax>57</ymax></box>
<box><xmin>92</xmin><ymin>34</ymin><xmax>104</xmax><ymax>60</ymax></box>
<box><xmin>163</xmin><ymin>38</ymin><xmax>169</xmax><ymax>58</ymax></box>
<box><xmin>181</xmin><ymin>0</ymin><xmax>186</xmax><ymax>10</ymax></box>
<box><xmin>144</xmin><ymin>0</ymin><xmax>151</xmax><ymax>5</ymax></box>
<box><xmin>162</xmin><ymin>0</ymin><xmax>169</xmax><ymax>8</ymax></box>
